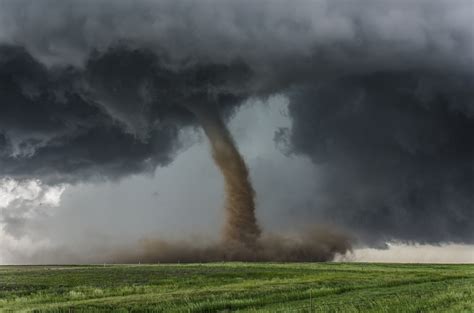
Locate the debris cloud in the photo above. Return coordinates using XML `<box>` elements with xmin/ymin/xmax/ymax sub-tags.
<box><xmin>114</xmin><ymin>228</ymin><xmax>351</xmax><ymax>263</ymax></box>
<box><xmin>14</xmin><ymin>227</ymin><xmax>351</xmax><ymax>264</ymax></box>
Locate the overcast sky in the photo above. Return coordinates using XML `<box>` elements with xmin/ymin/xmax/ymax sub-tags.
<box><xmin>0</xmin><ymin>0</ymin><xmax>473</xmax><ymax>263</ymax></box>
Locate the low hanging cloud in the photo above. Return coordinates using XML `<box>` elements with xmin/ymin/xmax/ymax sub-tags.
<box><xmin>0</xmin><ymin>0</ymin><xmax>473</xmax><ymax>249</ymax></box>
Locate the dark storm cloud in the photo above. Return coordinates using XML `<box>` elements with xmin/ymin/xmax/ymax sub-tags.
<box><xmin>0</xmin><ymin>44</ymin><xmax>250</xmax><ymax>183</ymax></box>
<box><xmin>0</xmin><ymin>0</ymin><xmax>473</xmax><ymax>244</ymax></box>
<box><xmin>0</xmin><ymin>45</ymin><xmax>176</xmax><ymax>183</ymax></box>
<box><xmin>283</xmin><ymin>72</ymin><xmax>474</xmax><ymax>244</ymax></box>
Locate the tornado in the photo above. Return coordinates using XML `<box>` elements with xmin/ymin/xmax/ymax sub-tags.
<box><xmin>189</xmin><ymin>103</ymin><xmax>261</xmax><ymax>247</ymax></box>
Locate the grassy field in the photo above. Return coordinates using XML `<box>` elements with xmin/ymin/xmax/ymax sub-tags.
<box><xmin>0</xmin><ymin>263</ymin><xmax>472</xmax><ymax>312</ymax></box>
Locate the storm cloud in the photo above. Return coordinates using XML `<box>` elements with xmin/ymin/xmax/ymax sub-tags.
<box><xmin>0</xmin><ymin>0</ymin><xmax>473</xmax><ymax>250</ymax></box>
<box><xmin>0</xmin><ymin>44</ymin><xmax>250</xmax><ymax>183</ymax></box>
<box><xmin>283</xmin><ymin>72</ymin><xmax>474</xmax><ymax>244</ymax></box>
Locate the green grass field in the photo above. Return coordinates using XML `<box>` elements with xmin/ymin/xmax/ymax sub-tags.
<box><xmin>0</xmin><ymin>263</ymin><xmax>472</xmax><ymax>312</ymax></box>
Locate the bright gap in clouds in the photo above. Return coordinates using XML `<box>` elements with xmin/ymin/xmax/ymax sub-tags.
<box><xmin>346</xmin><ymin>243</ymin><xmax>474</xmax><ymax>264</ymax></box>
<box><xmin>0</xmin><ymin>178</ymin><xmax>64</xmax><ymax>208</ymax></box>
<box><xmin>0</xmin><ymin>178</ymin><xmax>65</xmax><ymax>264</ymax></box>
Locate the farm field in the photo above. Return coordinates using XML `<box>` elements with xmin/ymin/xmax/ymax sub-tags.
<box><xmin>0</xmin><ymin>262</ymin><xmax>472</xmax><ymax>312</ymax></box>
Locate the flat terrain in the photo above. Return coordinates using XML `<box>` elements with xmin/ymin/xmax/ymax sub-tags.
<box><xmin>0</xmin><ymin>263</ymin><xmax>472</xmax><ymax>312</ymax></box>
